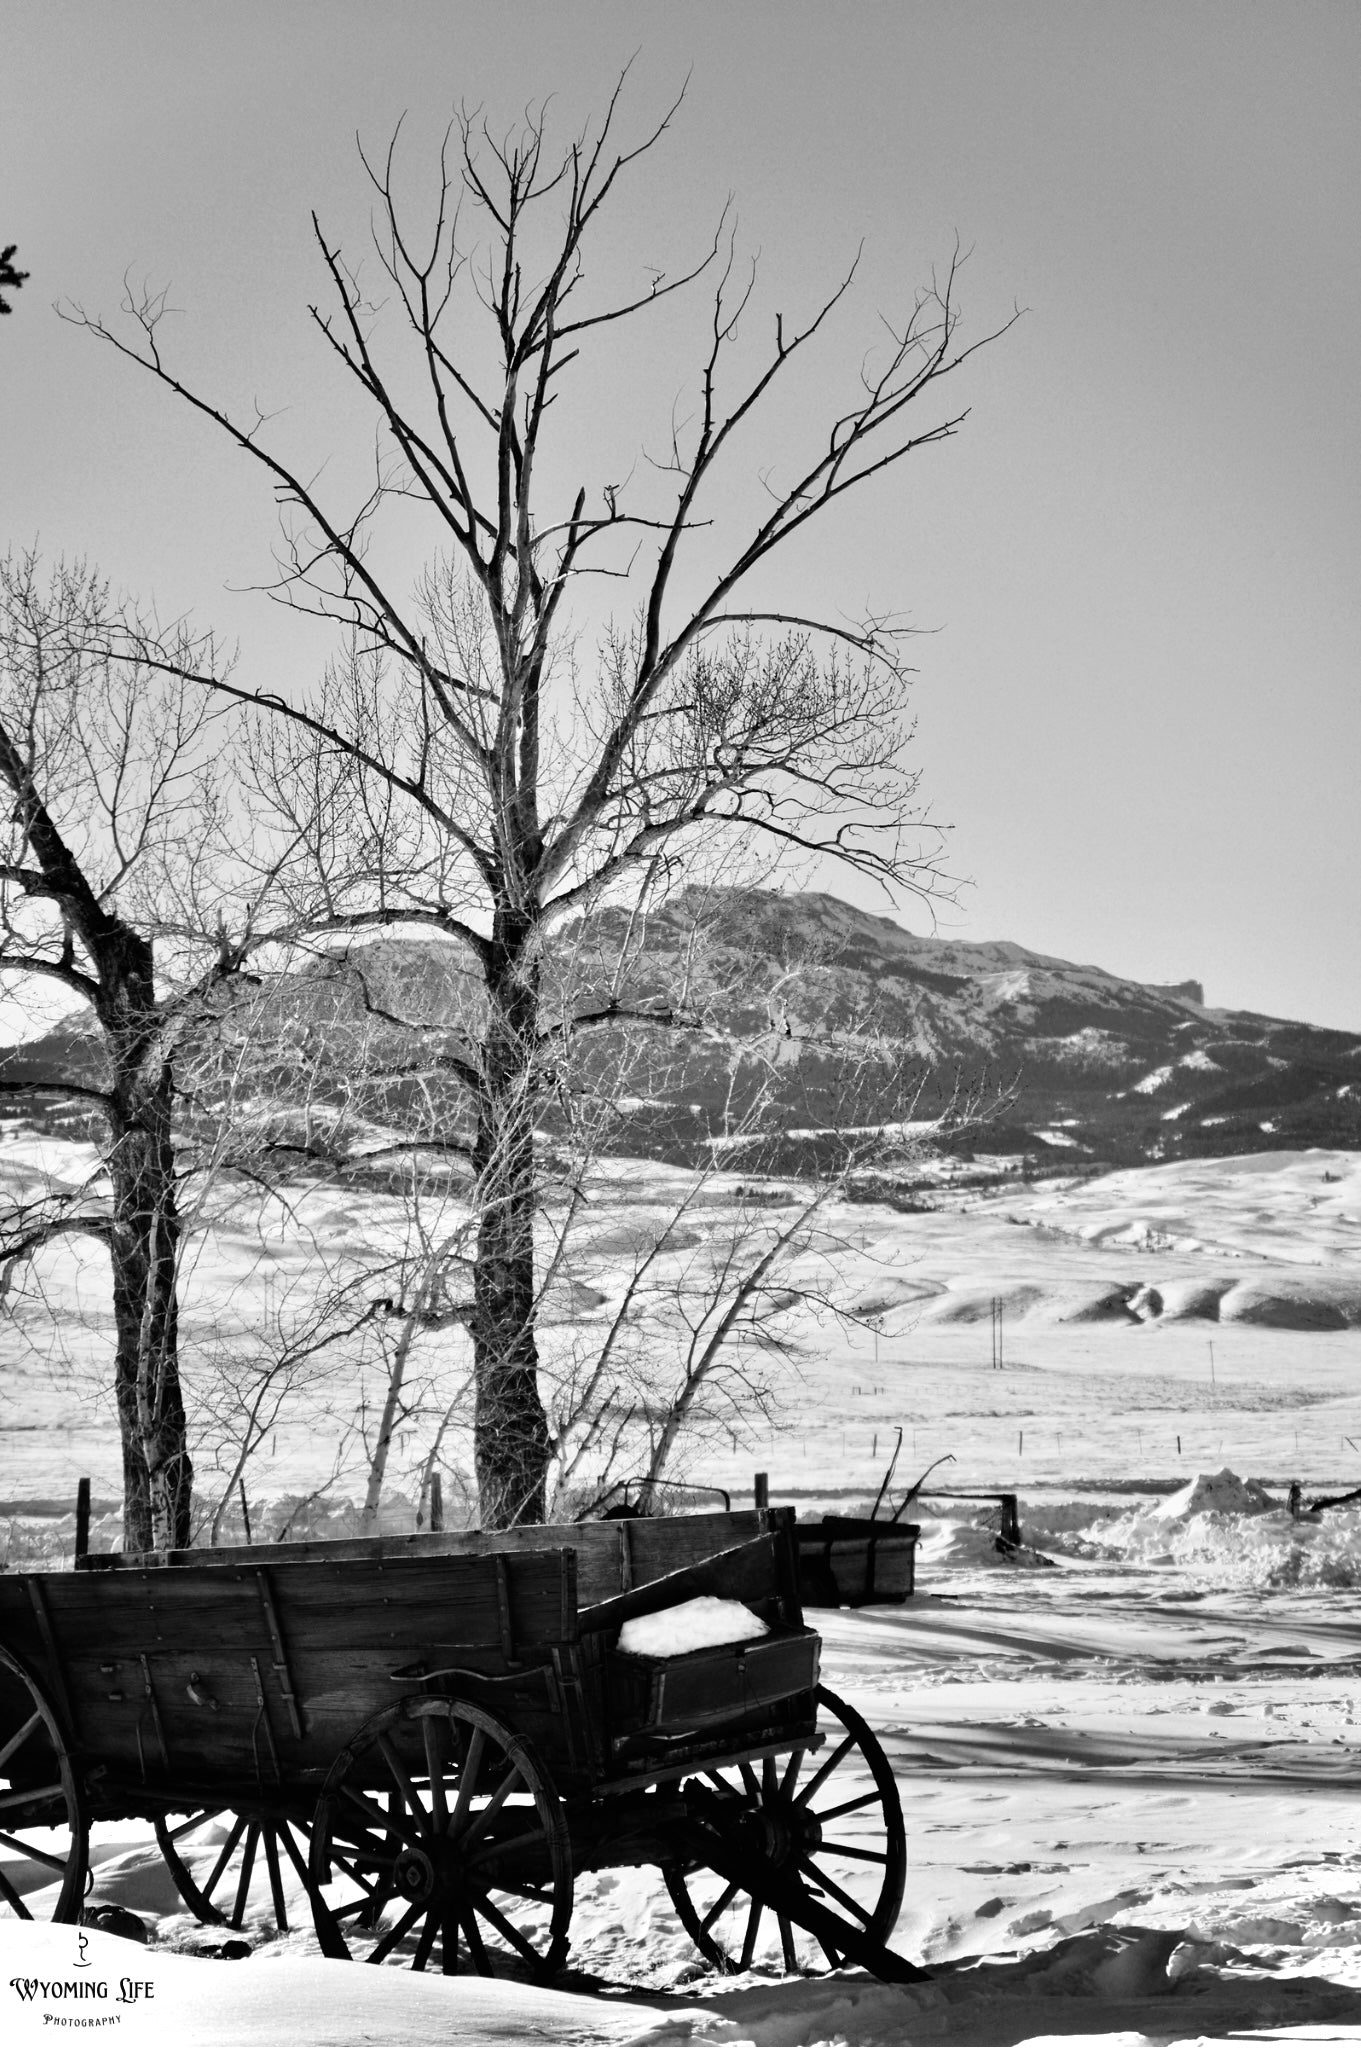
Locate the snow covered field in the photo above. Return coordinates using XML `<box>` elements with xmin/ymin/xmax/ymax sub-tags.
<box><xmin>5</xmin><ymin>1145</ymin><xmax>1361</xmax><ymax>1534</ymax></box>
<box><xmin>4</xmin><ymin>1146</ymin><xmax>1361</xmax><ymax>2042</ymax></box>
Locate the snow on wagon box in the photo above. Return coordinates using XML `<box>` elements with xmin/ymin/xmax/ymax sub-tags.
<box><xmin>582</xmin><ymin>1540</ymin><xmax>821</xmax><ymax>1744</ymax></box>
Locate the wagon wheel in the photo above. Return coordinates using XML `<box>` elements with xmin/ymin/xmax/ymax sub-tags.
<box><xmin>0</xmin><ymin>1647</ymin><xmax>88</xmax><ymax>1922</ymax></box>
<box><xmin>664</xmin><ymin>1686</ymin><xmax>905</xmax><ymax>1976</ymax></box>
<box><xmin>155</xmin><ymin>1807</ymin><xmax>314</xmax><ymax>1932</ymax></box>
<box><xmin>309</xmin><ymin>1696</ymin><xmax>572</xmax><ymax>1979</ymax></box>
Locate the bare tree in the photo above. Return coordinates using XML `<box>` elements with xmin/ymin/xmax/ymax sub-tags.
<box><xmin>173</xmin><ymin>952</ymin><xmax>480</xmax><ymax>1539</ymax></box>
<box><xmin>538</xmin><ymin>951</ymin><xmax>967</xmax><ymax>1517</ymax></box>
<box><xmin>0</xmin><ymin>553</ymin><xmax>259</xmax><ymax>1549</ymax></box>
<box><xmin>355</xmin><ymin>1187</ymin><xmax>472</xmax><ymax>1533</ymax></box>
<box><xmin>143</xmin><ymin>896</ymin><xmax>990</xmax><ymax>1543</ymax></box>
<box><xmin>81</xmin><ymin>81</ymin><xmax>1014</xmax><ymax>1525</ymax></box>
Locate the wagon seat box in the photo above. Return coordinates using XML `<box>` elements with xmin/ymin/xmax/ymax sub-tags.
<box><xmin>578</xmin><ymin>1515</ymin><xmax>821</xmax><ymax>1765</ymax></box>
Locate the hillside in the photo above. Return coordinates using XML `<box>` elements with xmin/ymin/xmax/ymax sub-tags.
<box><xmin>571</xmin><ymin>890</ymin><xmax>1361</xmax><ymax>1172</ymax></box>
<box><xmin>3</xmin><ymin>888</ymin><xmax>1360</xmax><ymax>1174</ymax></box>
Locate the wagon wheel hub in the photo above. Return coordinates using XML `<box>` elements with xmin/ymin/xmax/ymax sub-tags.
<box><xmin>738</xmin><ymin>1797</ymin><xmax>822</xmax><ymax>1869</ymax></box>
<box><xmin>393</xmin><ymin>1848</ymin><xmax>435</xmax><ymax>1903</ymax></box>
<box><xmin>426</xmin><ymin>1835</ymin><xmax>484</xmax><ymax>1903</ymax></box>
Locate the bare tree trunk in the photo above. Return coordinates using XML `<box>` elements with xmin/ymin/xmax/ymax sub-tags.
<box><xmin>103</xmin><ymin>957</ymin><xmax>192</xmax><ymax>1552</ymax></box>
<box><xmin>471</xmin><ymin>917</ymin><xmax>551</xmax><ymax>1527</ymax></box>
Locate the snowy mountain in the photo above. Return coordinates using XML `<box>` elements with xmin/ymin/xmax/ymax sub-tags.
<box><xmin>572</xmin><ymin>889</ymin><xmax>1361</xmax><ymax>1171</ymax></box>
<box><xmin>2</xmin><ymin>888</ymin><xmax>1359</xmax><ymax>1173</ymax></box>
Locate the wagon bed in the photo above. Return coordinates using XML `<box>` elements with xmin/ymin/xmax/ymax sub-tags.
<box><xmin>0</xmin><ymin>1509</ymin><xmax>923</xmax><ymax>1984</ymax></box>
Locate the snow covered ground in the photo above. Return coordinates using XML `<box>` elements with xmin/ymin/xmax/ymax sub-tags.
<box><xmin>5</xmin><ymin>1144</ymin><xmax>1361</xmax><ymax>1534</ymax></box>
<box><xmin>4</xmin><ymin>1145</ymin><xmax>1361</xmax><ymax>2041</ymax></box>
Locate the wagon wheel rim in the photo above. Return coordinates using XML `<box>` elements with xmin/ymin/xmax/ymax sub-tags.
<box><xmin>664</xmin><ymin>1685</ymin><xmax>905</xmax><ymax>1976</ymax></box>
<box><xmin>155</xmin><ymin>1807</ymin><xmax>312</xmax><ymax>1932</ymax></box>
<box><xmin>309</xmin><ymin>1696</ymin><xmax>572</xmax><ymax>1979</ymax></box>
<box><xmin>0</xmin><ymin>1647</ymin><xmax>88</xmax><ymax>1924</ymax></box>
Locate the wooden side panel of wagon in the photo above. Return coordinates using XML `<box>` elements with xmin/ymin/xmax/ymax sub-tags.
<box><xmin>88</xmin><ymin>1509</ymin><xmax>775</xmax><ymax>1607</ymax></box>
<box><xmin>0</xmin><ymin>1548</ymin><xmax>582</xmax><ymax>1800</ymax></box>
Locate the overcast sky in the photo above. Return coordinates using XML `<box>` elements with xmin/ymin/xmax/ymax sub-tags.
<box><xmin>5</xmin><ymin>0</ymin><xmax>1360</xmax><ymax>1029</ymax></box>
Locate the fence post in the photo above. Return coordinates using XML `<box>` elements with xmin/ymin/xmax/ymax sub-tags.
<box><xmin>430</xmin><ymin>1472</ymin><xmax>444</xmax><ymax>1533</ymax></box>
<box><xmin>74</xmin><ymin>1477</ymin><xmax>90</xmax><ymax>1567</ymax></box>
<box><xmin>754</xmin><ymin>1471</ymin><xmax>770</xmax><ymax>1511</ymax></box>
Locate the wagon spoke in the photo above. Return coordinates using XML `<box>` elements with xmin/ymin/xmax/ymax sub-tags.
<box><xmin>202</xmin><ymin>1815</ymin><xmax>248</xmax><ymax>1901</ymax></box>
<box><xmin>799</xmin><ymin>1857</ymin><xmax>873</xmax><ymax>1925</ymax></box>
<box><xmin>762</xmin><ymin>1757</ymin><xmax>778</xmax><ymax>1799</ymax></box>
<box><xmin>461</xmin><ymin>1904</ymin><xmax>491</xmax><ymax>1973</ymax></box>
<box><xmin>339</xmin><ymin>1784</ymin><xmax>427</xmax><ymax>1854</ymax></box>
<box><xmin>739</xmin><ymin>1897</ymin><xmax>763</xmax><ymax>1969</ymax></box>
<box><xmin>366</xmin><ymin>1897</ymin><xmax>424</xmax><ymax>1964</ymax></box>
<box><xmin>230</xmin><ymin>1824</ymin><xmax>259</xmax><ymax>1928</ymax></box>
<box><xmin>275</xmin><ymin>1819</ymin><xmax>312</xmax><ymax>1890</ymax></box>
<box><xmin>330</xmin><ymin>1819</ymin><xmax>406</xmax><ymax>1868</ymax></box>
<box><xmin>819</xmin><ymin>1841</ymin><xmax>888</xmax><ymax>1864</ymax></box>
<box><xmin>422</xmin><ymin>1716</ymin><xmax>448</xmax><ymax>1830</ymax></box>
<box><xmin>377</xmin><ymin>1735</ymin><xmax>428</xmax><ymax>1826</ymax></box>
<box><xmin>331</xmin><ymin>1840</ymin><xmax>415</xmax><ymax>1904</ymax></box>
<box><xmin>779</xmin><ymin>1748</ymin><xmax>807</xmax><ymax>1796</ymax></box>
<box><xmin>410</xmin><ymin>1908</ymin><xmax>440</xmax><ymax>1972</ymax></box>
<box><xmin>464</xmin><ymin>1816</ymin><xmax>543</xmax><ymax>1870</ymax></box>
<box><xmin>264</xmin><ymin>1827</ymin><xmax>290</xmax><ymax>1930</ymax></box>
<box><xmin>328</xmin><ymin>1846</ymin><xmax>389</xmax><ymax>1890</ymax></box>
<box><xmin>440</xmin><ymin>1907</ymin><xmax>459</xmax><ymax>1974</ymax></box>
<box><xmin>701</xmin><ymin>1879</ymin><xmax>740</xmax><ymax>1932</ymax></box>
<box><xmin>739</xmin><ymin>1764</ymin><xmax>762</xmax><ymax>1803</ymax></box>
<box><xmin>705</xmin><ymin>1770</ymin><xmax>739</xmax><ymax>1798</ymax></box>
<box><xmin>793</xmin><ymin>1735</ymin><xmax>855</xmax><ymax>1807</ymax></box>
<box><xmin>0</xmin><ymin>1711</ymin><xmax>42</xmax><ymax>1774</ymax></box>
<box><xmin>808</xmin><ymin>1790</ymin><xmax>883</xmax><ymax>1825</ymax></box>
<box><xmin>0</xmin><ymin>1782</ymin><xmax>64</xmax><ymax>1811</ymax></box>
<box><xmin>448</xmin><ymin>1727</ymin><xmax>486</xmax><ymax>1837</ymax></box>
<box><xmin>333</xmin><ymin>1893</ymin><xmax>383</xmax><ymax>1922</ymax></box>
<box><xmin>162</xmin><ymin>1807</ymin><xmax>224</xmax><ymax>1846</ymax></box>
<box><xmin>779</xmin><ymin>1911</ymin><xmax>798</xmax><ymax>1972</ymax></box>
<box><xmin>454</xmin><ymin>1762</ymin><xmax>523</xmax><ymax>1848</ymax></box>
<box><xmin>364</xmin><ymin>1880</ymin><xmax>398</xmax><ymax>1930</ymax></box>
<box><xmin>0</xmin><ymin>1865</ymin><xmax>31</xmax><ymax>1917</ymax></box>
<box><xmin>0</xmin><ymin>1829</ymin><xmax>73</xmax><ymax>1873</ymax></box>
<box><xmin>471</xmin><ymin>1888</ymin><xmax>545</xmax><ymax>1967</ymax></box>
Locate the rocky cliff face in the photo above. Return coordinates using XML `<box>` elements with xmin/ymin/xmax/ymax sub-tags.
<box><xmin>569</xmin><ymin>889</ymin><xmax>1361</xmax><ymax>1171</ymax></box>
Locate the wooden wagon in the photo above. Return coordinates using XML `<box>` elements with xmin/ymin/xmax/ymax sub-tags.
<box><xmin>0</xmin><ymin>1508</ymin><xmax>923</xmax><ymax>1983</ymax></box>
